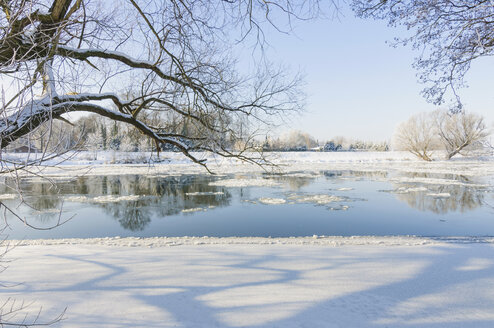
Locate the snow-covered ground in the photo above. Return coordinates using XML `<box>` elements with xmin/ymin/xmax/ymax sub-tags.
<box><xmin>2</xmin><ymin>237</ymin><xmax>494</xmax><ymax>327</ymax></box>
<box><xmin>1</xmin><ymin>151</ymin><xmax>494</xmax><ymax>327</ymax></box>
<box><xmin>3</xmin><ymin>150</ymin><xmax>494</xmax><ymax>178</ymax></box>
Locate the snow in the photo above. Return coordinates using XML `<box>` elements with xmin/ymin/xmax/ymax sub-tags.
<box><xmin>426</xmin><ymin>192</ymin><xmax>452</xmax><ymax>198</ymax></box>
<box><xmin>181</xmin><ymin>207</ymin><xmax>207</xmax><ymax>213</ymax></box>
<box><xmin>209</xmin><ymin>178</ymin><xmax>281</xmax><ymax>187</ymax></box>
<box><xmin>258</xmin><ymin>197</ymin><xmax>287</xmax><ymax>205</ymax></box>
<box><xmin>286</xmin><ymin>193</ymin><xmax>343</xmax><ymax>205</ymax></box>
<box><xmin>1</xmin><ymin>151</ymin><xmax>494</xmax><ymax>327</ymax></box>
<box><xmin>59</xmin><ymin>46</ymin><xmax>156</xmax><ymax>66</ymax></box>
<box><xmin>2</xmin><ymin>237</ymin><xmax>494</xmax><ymax>327</ymax></box>
<box><xmin>3</xmin><ymin>151</ymin><xmax>494</xmax><ymax>179</ymax></box>
<box><xmin>65</xmin><ymin>195</ymin><xmax>141</xmax><ymax>203</ymax></box>
<box><xmin>64</xmin><ymin>195</ymin><xmax>90</xmax><ymax>202</ymax></box>
<box><xmin>394</xmin><ymin>187</ymin><xmax>429</xmax><ymax>194</ymax></box>
<box><xmin>330</xmin><ymin>205</ymin><xmax>349</xmax><ymax>211</ymax></box>
<box><xmin>0</xmin><ymin>193</ymin><xmax>17</xmax><ymax>200</ymax></box>
<box><xmin>185</xmin><ymin>191</ymin><xmax>225</xmax><ymax>196</ymax></box>
<box><xmin>390</xmin><ymin>177</ymin><xmax>489</xmax><ymax>188</ymax></box>
<box><xmin>91</xmin><ymin>195</ymin><xmax>141</xmax><ymax>203</ymax></box>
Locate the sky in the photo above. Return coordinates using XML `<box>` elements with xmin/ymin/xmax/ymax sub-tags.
<box><xmin>250</xmin><ymin>6</ymin><xmax>494</xmax><ymax>142</ymax></box>
<box><xmin>2</xmin><ymin>4</ymin><xmax>492</xmax><ymax>144</ymax></box>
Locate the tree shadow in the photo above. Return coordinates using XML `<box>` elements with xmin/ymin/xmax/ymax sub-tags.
<box><xmin>5</xmin><ymin>242</ymin><xmax>494</xmax><ymax>327</ymax></box>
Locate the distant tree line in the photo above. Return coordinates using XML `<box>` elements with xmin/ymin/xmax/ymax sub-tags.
<box><xmin>7</xmin><ymin>122</ymin><xmax>392</xmax><ymax>154</ymax></box>
<box><xmin>262</xmin><ymin>130</ymin><xmax>390</xmax><ymax>152</ymax></box>
<box><xmin>7</xmin><ymin>115</ymin><xmax>151</xmax><ymax>153</ymax></box>
<box><xmin>6</xmin><ymin>112</ymin><xmax>256</xmax><ymax>154</ymax></box>
<box><xmin>12</xmin><ymin>110</ymin><xmax>490</xmax><ymax>159</ymax></box>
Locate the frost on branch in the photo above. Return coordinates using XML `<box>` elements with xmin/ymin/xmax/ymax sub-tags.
<box><xmin>0</xmin><ymin>0</ymin><xmax>318</xmax><ymax>170</ymax></box>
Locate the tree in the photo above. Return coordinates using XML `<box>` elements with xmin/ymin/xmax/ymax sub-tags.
<box><xmin>108</xmin><ymin>121</ymin><xmax>121</xmax><ymax>150</ymax></box>
<box><xmin>394</xmin><ymin>110</ymin><xmax>490</xmax><ymax>160</ymax></box>
<box><xmin>100</xmin><ymin>123</ymin><xmax>107</xmax><ymax>150</ymax></box>
<box><xmin>434</xmin><ymin>110</ymin><xmax>490</xmax><ymax>159</ymax></box>
<box><xmin>393</xmin><ymin>112</ymin><xmax>438</xmax><ymax>161</ymax></box>
<box><xmin>324</xmin><ymin>141</ymin><xmax>341</xmax><ymax>152</ymax></box>
<box><xmin>0</xmin><ymin>1</ymin><xmax>326</xmax><ymax>326</ymax></box>
<box><xmin>0</xmin><ymin>0</ymin><xmax>316</xmax><ymax>172</ymax></box>
<box><xmin>282</xmin><ymin>130</ymin><xmax>318</xmax><ymax>150</ymax></box>
<box><xmin>352</xmin><ymin>0</ymin><xmax>494</xmax><ymax>110</ymax></box>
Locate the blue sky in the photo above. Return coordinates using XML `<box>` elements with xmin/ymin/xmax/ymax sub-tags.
<box><xmin>254</xmin><ymin>7</ymin><xmax>494</xmax><ymax>142</ymax></box>
<box><xmin>3</xmin><ymin>4</ymin><xmax>491</xmax><ymax>143</ymax></box>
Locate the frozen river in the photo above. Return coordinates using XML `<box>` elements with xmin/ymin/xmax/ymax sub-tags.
<box><xmin>2</xmin><ymin>168</ymin><xmax>493</xmax><ymax>239</ymax></box>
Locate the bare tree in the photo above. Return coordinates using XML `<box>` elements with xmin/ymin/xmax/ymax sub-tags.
<box><xmin>434</xmin><ymin>109</ymin><xmax>490</xmax><ymax>159</ymax></box>
<box><xmin>282</xmin><ymin>130</ymin><xmax>318</xmax><ymax>150</ymax></box>
<box><xmin>394</xmin><ymin>109</ymin><xmax>490</xmax><ymax>161</ymax></box>
<box><xmin>0</xmin><ymin>1</ymin><xmax>331</xmax><ymax>326</ymax></box>
<box><xmin>352</xmin><ymin>0</ymin><xmax>494</xmax><ymax>110</ymax></box>
<box><xmin>0</xmin><ymin>0</ymin><xmax>325</xmax><ymax>173</ymax></box>
<box><xmin>393</xmin><ymin>112</ymin><xmax>438</xmax><ymax>161</ymax></box>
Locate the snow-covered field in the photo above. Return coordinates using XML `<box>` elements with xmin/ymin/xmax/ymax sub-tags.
<box><xmin>3</xmin><ymin>237</ymin><xmax>494</xmax><ymax>327</ymax></box>
<box><xmin>2</xmin><ymin>151</ymin><xmax>494</xmax><ymax>327</ymax></box>
<box><xmin>3</xmin><ymin>150</ymin><xmax>494</xmax><ymax>178</ymax></box>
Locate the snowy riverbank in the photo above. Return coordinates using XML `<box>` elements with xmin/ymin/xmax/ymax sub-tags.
<box><xmin>2</xmin><ymin>237</ymin><xmax>494</xmax><ymax>327</ymax></box>
<box><xmin>1</xmin><ymin>152</ymin><xmax>494</xmax><ymax>327</ymax></box>
<box><xmin>3</xmin><ymin>150</ymin><xmax>494</xmax><ymax>178</ymax></box>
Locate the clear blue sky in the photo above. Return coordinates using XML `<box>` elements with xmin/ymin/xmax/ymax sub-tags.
<box><xmin>252</xmin><ymin>7</ymin><xmax>494</xmax><ymax>142</ymax></box>
<box><xmin>3</xmin><ymin>5</ymin><xmax>491</xmax><ymax>143</ymax></box>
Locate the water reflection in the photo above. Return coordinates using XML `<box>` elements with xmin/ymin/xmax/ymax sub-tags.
<box><xmin>389</xmin><ymin>172</ymin><xmax>487</xmax><ymax>214</ymax></box>
<box><xmin>1</xmin><ymin>175</ymin><xmax>232</xmax><ymax>231</ymax></box>
<box><xmin>265</xmin><ymin>170</ymin><xmax>389</xmax><ymax>190</ymax></box>
<box><xmin>266</xmin><ymin>172</ymin><xmax>318</xmax><ymax>190</ymax></box>
<box><xmin>101</xmin><ymin>201</ymin><xmax>151</xmax><ymax>231</ymax></box>
<box><xmin>0</xmin><ymin>170</ymin><xmax>492</xmax><ymax>235</ymax></box>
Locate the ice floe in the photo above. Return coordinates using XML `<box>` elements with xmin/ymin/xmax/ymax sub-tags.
<box><xmin>65</xmin><ymin>195</ymin><xmax>141</xmax><ymax>203</ymax></box>
<box><xmin>185</xmin><ymin>191</ymin><xmax>224</xmax><ymax>196</ymax></box>
<box><xmin>390</xmin><ymin>177</ymin><xmax>489</xmax><ymax>188</ymax></box>
<box><xmin>209</xmin><ymin>178</ymin><xmax>280</xmax><ymax>187</ymax></box>
<box><xmin>287</xmin><ymin>193</ymin><xmax>343</xmax><ymax>205</ymax></box>
<box><xmin>393</xmin><ymin>186</ymin><xmax>429</xmax><ymax>194</ymax></box>
<box><xmin>182</xmin><ymin>207</ymin><xmax>207</xmax><ymax>213</ymax></box>
<box><xmin>0</xmin><ymin>194</ymin><xmax>17</xmax><ymax>200</ymax></box>
<box><xmin>329</xmin><ymin>205</ymin><xmax>350</xmax><ymax>211</ymax></box>
<box><xmin>258</xmin><ymin>197</ymin><xmax>286</xmax><ymax>205</ymax></box>
<box><xmin>426</xmin><ymin>192</ymin><xmax>451</xmax><ymax>198</ymax></box>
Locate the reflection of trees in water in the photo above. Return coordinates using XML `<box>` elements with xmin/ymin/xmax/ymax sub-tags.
<box><xmin>105</xmin><ymin>175</ymin><xmax>231</xmax><ymax>230</ymax></box>
<box><xmin>263</xmin><ymin>170</ymin><xmax>389</xmax><ymax>191</ymax></box>
<box><xmin>1</xmin><ymin>175</ymin><xmax>231</xmax><ymax>231</ymax></box>
<box><xmin>30</xmin><ymin>192</ymin><xmax>61</xmax><ymax>211</ymax></box>
<box><xmin>392</xmin><ymin>172</ymin><xmax>485</xmax><ymax>214</ymax></box>
<box><xmin>275</xmin><ymin>175</ymin><xmax>315</xmax><ymax>190</ymax></box>
<box><xmin>285</xmin><ymin>177</ymin><xmax>314</xmax><ymax>190</ymax></box>
<box><xmin>402</xmin><ymin>172</ymin><xmax>474</xmax><ymax>184</ymax></box>
<box><xmin>394</xmin><ymin>186</ymin><xmax>484</xmax><ymax>214</ymax></box>
<box><xmin>263</xmin><ymin>171</ymin><xmax>329</xmax><ymax>190</ymax></box>
<box><xmin>225</xmin><ymin>186</ymin><xmax>252</xmax><ymax>200</ymax></box>
<box><xmin>99</xmin><ymin>200</ymin><xmax>151</xmax><ymax>231</ymax></box>
<box><xmin>0</xmin><ymin>181</ymin><xmax>64</xmax><ymax>223</ymax></box>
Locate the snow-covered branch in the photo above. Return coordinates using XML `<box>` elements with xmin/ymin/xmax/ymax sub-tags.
<box><xmin>0</xmin><ymin>0</ymin><xmax>311</xmax><ymax>172</ymax></box>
